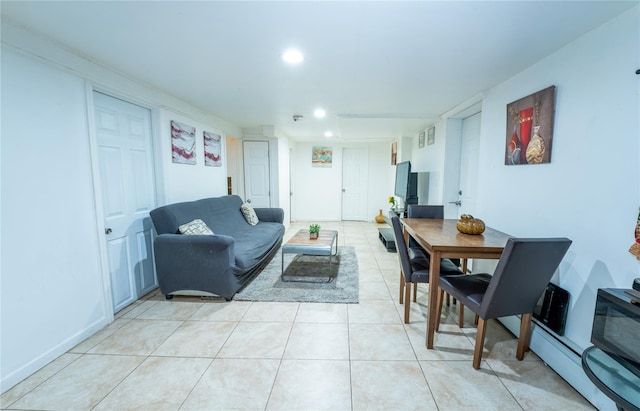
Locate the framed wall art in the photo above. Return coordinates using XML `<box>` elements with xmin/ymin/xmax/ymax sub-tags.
<box><xmin>171</xmin><ymin>120</ymin><xmax>196</xmax><ymax>164</ymax></box>
<box><xmin>418</xmin><ymin>131</ymin><xmax>425</xmax><ymax>148</ymax></box>
<box><xmin>312</xmin><ymin>146</ymin><xmax>332</xmax><ymax>167</ymax></box>
<box><xmin>204</xmin><ymin>131</ymin><xmax>222</xmax><ymax>167</ymax></box>
<box><xmin>427</xmin><ymin>126</ymin><xmax>435</xmax><ymax>145</ymax></box>
<box><xmin>391</xmin><ymin>142</ymin><xmax>397</xmax><ymax>165</ymax></box>
<box><xmin>505</xmin><ymin>85</ymin><xmax>556</xmax><ymax>165</ymax></box>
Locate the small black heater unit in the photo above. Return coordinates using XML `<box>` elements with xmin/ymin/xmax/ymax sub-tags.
<box><xmin>533</xmin><ymin>282</ymin><xmax>570</xmax><ymax>336</ymax></box>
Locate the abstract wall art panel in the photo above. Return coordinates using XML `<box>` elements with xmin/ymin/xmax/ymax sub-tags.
<box><xmin>204</xmin><ymin>131</ymin><xmax>222</xmax><ymax>167</ymax></box>
<box><xmin>171</xmin><ymin>120</ymin><xmax>196</xmax><ymax>164</ymax></box>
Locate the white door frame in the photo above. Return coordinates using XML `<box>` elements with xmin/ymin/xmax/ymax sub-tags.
<box><xmin>85</xmin><ymin>82</ymin><xmax>161</xmax><ymax>321</ymax></box>
<box><xmin>458</xmin><ymin>112</ymin><xmax>481</xmax><ymax>217</ymax></box>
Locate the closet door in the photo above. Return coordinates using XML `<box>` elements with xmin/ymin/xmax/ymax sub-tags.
<box><xmin>243</xmin><ymin>141</ymin><xmax>271</xmax><ymax>207</ymax></box>
<box><xmin>342</xmin><ymin>147</ymin><xmax>368</xmax><ymax>221</ymax></box>
<box><xmin>94</xmin><ymin>91</ymin><xmax>157</xmax><ymax>312</ymax></box>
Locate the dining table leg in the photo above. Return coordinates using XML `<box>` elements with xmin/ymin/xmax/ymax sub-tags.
<box><xmin>426</xmin><ymin>250</ymin><xmax>442</xmax><ymax>349</ymax></box>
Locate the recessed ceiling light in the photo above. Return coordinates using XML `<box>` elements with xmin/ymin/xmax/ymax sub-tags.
<box><xmin>314</xmin><ymin>108</ymin><xmax>326</xmax><ymax>118</ymax></box>
<box><xmin>282</xmin><ymin>49</ymin><xmax>304</xmax><ymax>64</ymax></box>
<box><xmin>324</xmin><ymin>131</ymin><xmax>333</xmax><ymax>137</ymax></box>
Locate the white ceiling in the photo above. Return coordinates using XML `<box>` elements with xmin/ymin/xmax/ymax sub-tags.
<box><xmin>2</xmin><ymin>1</ymin><xmax>636</xmax><ymax>141</ymax></box>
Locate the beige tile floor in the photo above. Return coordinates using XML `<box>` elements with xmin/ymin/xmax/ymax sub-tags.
<box><xmin>1</xmin><ymin>221</ymin><xmax>596</xmax><ymax>411</ymax></box>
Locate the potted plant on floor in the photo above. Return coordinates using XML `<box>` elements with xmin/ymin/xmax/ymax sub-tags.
<box><xmin>309</xmin><ymin>224</ymin><xmax>321</xmax><ymax>239</ymax></box>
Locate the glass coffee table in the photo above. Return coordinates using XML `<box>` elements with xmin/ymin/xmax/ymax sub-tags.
<box><xmin>281</xmin><ymin>229</ymin><xmax>338</xmax><ymax>283</ymax></box>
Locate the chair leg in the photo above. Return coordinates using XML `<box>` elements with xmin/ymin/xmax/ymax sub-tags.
<box><xmin>399</xmin><ymin>271</ymin><xmax>404</xmax><ymax>304</ymax></box>
<box><xmin>458</xmin><ymin>303</ymin><xmax>465</xmax><ymax>328</ymax></box>
<box><xmin>404</xmin><ymin>282</ymin><xmax>412</xmax><ymax>324</ymax></box>
<box><xmin>436</xmin><ymin>288</ymin><xmax>445</xmax><ymax>331</ymax></box>
<box><xmin>473</xmin><ymin>317</ymin><xmax>488</xmax><ymax>370</ymax></box>
<box><xmin>517</xmin><ymin>313</ymin><xmax>533</xmax><ymax>360</ymax></box>
<box><xmin>413</xmin><ymin>282</ymin><xmax>418</xmax><ymax>302</ymax></box>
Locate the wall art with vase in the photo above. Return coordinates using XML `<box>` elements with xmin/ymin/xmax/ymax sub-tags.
<box><xmin>505</xmin><ymin>85</ymin><xmax>556</xmax><ymax>165</ymax></box>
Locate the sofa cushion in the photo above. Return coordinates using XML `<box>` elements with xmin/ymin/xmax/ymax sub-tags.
<box><xmin>233</xmin><ymin>222</ymin><xmax>285</xmax><ymax>270</ymax></box>
<box><xmin>240</xmin><ymin>203</ymin><xmax>259</xmax><ymax>226</ymax></box>
<box><xmin>179</xmin><ymin>219</ymin><xmax>214</xmax><ymax>235</ymax></box>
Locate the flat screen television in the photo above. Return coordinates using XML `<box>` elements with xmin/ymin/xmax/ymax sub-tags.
<box><xmin>394</xmin><ymin>161</ymin><xmax>418</xmax><ymax>206</ymax></box>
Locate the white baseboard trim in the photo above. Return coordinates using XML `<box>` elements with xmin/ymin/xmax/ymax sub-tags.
<box><xmin>1</xmin><ymin>316</ymin><xmax>109</xmax><ymax>394</ymax></box>
<box><xmin>499</xmin><ymin>316</ymin><xmax>616</xmax><ymax>411</ymax></box>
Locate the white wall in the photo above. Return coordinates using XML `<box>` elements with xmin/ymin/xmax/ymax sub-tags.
<box><xmin>158</xmin><ymin>110</ymin><xmax>229</xmax><ymax>204</ymax></box>
<box><xmin>471</xmin><ymin>8</ymin><xmax>638</xmax><ymax>408</ymax></box>
<box><xmin>1</xmin><ymin>21</ymin><xmax>243</xmax><ymax>392</ymax></box>
<box><xmin>477</xmin><ymin>6</ymin><xmax>639</xmax><ymax>350</ymax></box>
<box><xmin>407</xmin><ymin>8</ymin><xmax>638</xmax><ymax>408</ymax></box>
<box><xmin>291</xmin><ymin>141</ymin><xmax>393</xmax><ymax>221</ymax></box>
<box><xmin>411</xmin><ymin>118</ymin><xmax>463</xmax><ymax>218</ymax></box>
<box><xmin>1</xmin><ymin>49</ymin><xmax>107</xmax><ymax>393</ymax></box>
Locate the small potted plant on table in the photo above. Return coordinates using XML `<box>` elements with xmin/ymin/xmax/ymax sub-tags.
<box><xmin>309</xmin><ymin>224</ymin><xmax>321</xmax><ymax>239</ymax></box>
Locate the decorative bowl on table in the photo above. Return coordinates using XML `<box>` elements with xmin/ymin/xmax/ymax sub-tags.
<box><xmin>456</xmin><ymin>214</ymin><xmax>486</xmax><ymax>235</ymax></box>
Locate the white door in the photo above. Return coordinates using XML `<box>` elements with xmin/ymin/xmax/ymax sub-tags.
<box><xmin>457</xmin><ymin>112</ymin><xmax>481</xmax><ymax>217</ymax></box>
<box><xmin>94</xmin><ymin>92</ymin><xmax>157</xmax><ymax>313</ymax></box>
<box><xmin>342</xmin><ymin>148</ymin><xmax>368</xmax><ymax>220</ymax></box>
<box><xmin>243</xmin><ymin>141</ymin><xmax>271</xmax><ymax>206</ymax></box>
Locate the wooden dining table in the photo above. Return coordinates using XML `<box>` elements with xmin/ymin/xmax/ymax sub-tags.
<box><xmin>401</xmin><ymin>218</ymin><xmax>511</xmax><ymax>349</ymax></box>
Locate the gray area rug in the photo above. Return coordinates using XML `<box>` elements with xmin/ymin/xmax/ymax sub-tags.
<box><xmin>234</xmin><ymin>246</ymin><xmax>359</xmax><ymax>303</ymax></box>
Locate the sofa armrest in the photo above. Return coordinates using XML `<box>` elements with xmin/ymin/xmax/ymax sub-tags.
<box><xmin>254</xmin><ymin>207</ymin><xmax>284</xmax><ymax>224</ymax></box>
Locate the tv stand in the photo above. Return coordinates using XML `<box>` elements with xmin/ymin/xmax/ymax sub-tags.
<box><xmin>378</xmin><ymin>210</ymin><xmax>404</xmax><ymax>252</ymax></box>
<box><xmin>378</xmin><ymin>227</ymin><xmax>396</xmax><ymax>252</ymax></box>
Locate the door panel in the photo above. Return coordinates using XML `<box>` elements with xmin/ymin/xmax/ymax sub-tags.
<box><xmin>94</xmin><ymin>91</ymin><xmax>157</xmax><ymax>313</ymax></box>
<box><xmin>107</xmin><ymin>237</ymin><xmax>134</xmax><ymax>310</ymax></box>
<box><xmin>342</xmin><ymin>148</ymin><xmax>368</xmax><ymax>221</ymax></box>
<box><xmin>136</xmin><ymin>229</ymin><xmax>156</xmax><ymax>295</ymax></box>
<box><xmin>458</xmin><ymin>113</ymin><xmax>481</xmax><ymax>217</ymax></box>
<box><xmin>243</xmin><ymin>141</ymin><xmax>270</xmax><ymax>207</ymax></box>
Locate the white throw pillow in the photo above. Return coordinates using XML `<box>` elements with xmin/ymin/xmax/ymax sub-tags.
<box><xmin>240</xmin><ymin>203</ymin><xmax>259</xmax><ymax>226</ymax></box>
<box><xmin>178</xmin><ymin>219</ymin><xmax>214</xmax><ymax>235</ymax></box>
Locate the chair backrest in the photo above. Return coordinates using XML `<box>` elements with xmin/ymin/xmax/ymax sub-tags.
<box><xmin>480</xmin><ymin>237</ymin><xmax>572</xmax><ymax>319</ymax></box>
<box><xmin>406</xmin><ymin>205</ymin><xmax>444</xmax><ymax>248</ymax></box>
<box><xmin>407</xmin><ymin>205</ymin><xmax>444</xmax><ymax>219</ymax></box>
<box><xmin>390</xmin><ymin>216</ymin><xmax>413</xmax><ymax>282</ymax></box>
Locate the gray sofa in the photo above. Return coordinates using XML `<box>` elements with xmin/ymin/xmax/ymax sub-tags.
<box><xmin>150</xmin><ymin>195</ymin><xmax>285</xmax><ymax>300</ymax></box>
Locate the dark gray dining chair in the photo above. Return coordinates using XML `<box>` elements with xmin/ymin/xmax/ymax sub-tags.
<box><xmin>406</xmin><ymin>205</ymin><xmax>462</xmax><ymax>306</ymax></box>
<box><xmin>437</xmin><ymin>237</ymin><xmax>572</xmax><ymax>369</ymax></box>
<box><xmin>391</xmin><ymin>216</ymin><xmax>462</xmax><ymax>323</ymax></box>
<box><xmin>407</xmin><ymin>204</ymin><xmax>462</xmax><ymax>267</ymax></box>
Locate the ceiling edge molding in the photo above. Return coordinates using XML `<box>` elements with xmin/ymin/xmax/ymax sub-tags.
<box><xmin>440</xmin><ymin>92</ymin><xmax>486</xmax><ymax>120</ymax></box>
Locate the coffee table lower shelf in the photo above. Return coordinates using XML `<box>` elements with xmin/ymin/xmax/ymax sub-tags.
<box><xmin>281</xmin><ymin>229</ymin><xmax>338</xmax><ymax>283</ymax></box>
